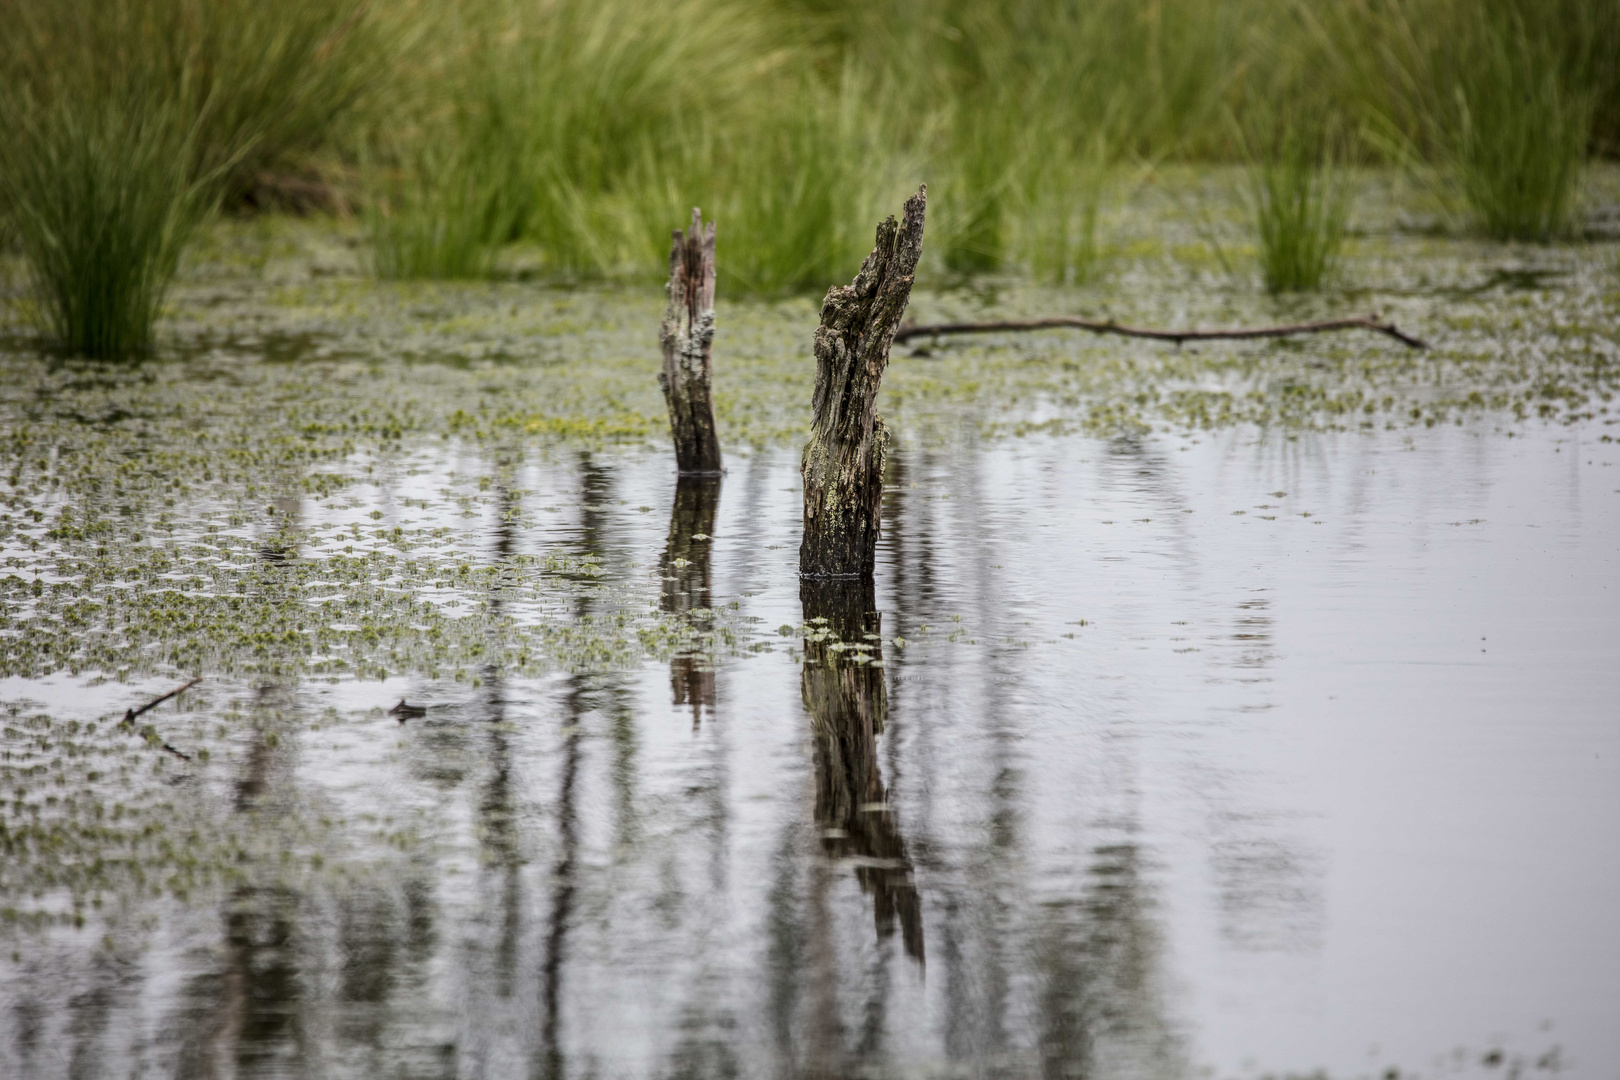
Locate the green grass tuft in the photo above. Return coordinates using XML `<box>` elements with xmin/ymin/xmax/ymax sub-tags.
<box><xmin>365</xmin><ymin>139</ymin><xmax>515</xmax><ymax>281</ymax></box>
<box><xmin>1321</xmin><ymin>0</ymin><xmax>1605</xmax><ymax>241</ymax></box>
<box><xmin>6</xmin><ymin>0</ymin><xmax>1616</xmax><ymax>314</ymax></box>
<box><xmin>707</xmin><ymin>69</ymin><xmax>896</xmax><ymax>293</ymax></box>
<box><xmin>1450</xmin><ymin>13</ymin><xmax>1590</xmax><ymax>240</ymax></box>
<box><xmin>1243</xmin><ymin>115</ymin><xmax>1350</xmax><ymax>293</ymax></box>
<box><xmin>0</xmin><ymin>97</ymin><xmax>209</xmax><ymax>359</ymax></box>
<box><xmin>1018</xmin><ymin>134</ymin><xmax>1111</xmax><ymax>286</ymax></box>
<box><xmin>0</xmin><ymin>0</ymin><xmax>378</xmax><ymax>355</ymax></box>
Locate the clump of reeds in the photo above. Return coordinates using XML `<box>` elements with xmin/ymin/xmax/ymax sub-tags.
<box><xmin>1448</xmin><ymin>13</ymin><xmax>1590</xmax><ymax>240</ymax></box>
<box><xmin>0</xmin><ymin>0</ymin><xmax>377</xmax><ymax>357</ymax></box>
<box><xmin>940</xmin><ymin>106</ymin><xmax>1018</xmax><ymax>274</ymax></box>
<box><xmin>1322</xmin><ymin>0</ymin><xmax>1603</xmax><ymax>241</ymax></box>
<box><xmin>1242</xmin><ymin>115</ymin><xmax>1350</xmax><ymax>293</ymax></box>
<box><xmin>362</xmin><ymin>0</ymin><xmax>1270</xmax><ymax>289</ymax></box>
<box><xmin>369</xmin><ymin>0</ymin><xmax>774</xmax><ymax>282</ymax></box>
<box><xmin>47</xmin><ymin>0</ymin><xmax>1585</xmax><ymax>298</ymax></box>
<box><xmin>0</xmin><ymin>97</ymin><xmax>209</xmax><ymax>358</ymax></box>
<box><xmin>709</xmin><ymin>68</ymin><xmax>896</xmax><ymax>292</ymax></box>
<box><xmin>365</xmin><ymin>121</ymin><xmax>526</xmax><ymax>281</ymax></box>
<box><xmin>1017</xmin><ymin>133</ymin><xmax>1111</xmax><ymax>286</ymax></box>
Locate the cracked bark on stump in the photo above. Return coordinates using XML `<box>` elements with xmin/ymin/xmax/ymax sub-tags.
<box><xmin>800</xmin><ymin>185</ymin><xmax>927</xmax><ymax>580</ymax></box>
<box><xmin>659</xmin><ymin>208</ymin><xmax>721</xmax><ymax>475</ymax></box>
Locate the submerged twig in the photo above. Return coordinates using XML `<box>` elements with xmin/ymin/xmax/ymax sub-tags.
<box><xmin>896</xmin><ymin>313</ymin><xmax>1428</xmax><ymax>350</ymax></box>
<box><xmin>119</xmin><ymin>677</ymin><xmax>202</xmax><ymax>760</ymax></box>
<box><xmin>120</xmin><ymin>677</ymin><xmax>202</xmax><ymax>725</ymax></box>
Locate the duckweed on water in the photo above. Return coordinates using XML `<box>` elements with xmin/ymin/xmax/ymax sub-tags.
<box><xmin>1</xmin><ymin>189</ymin><xmax>1615</xmax><ymax>669</ymax></box>
<box><xmin>1</xmin><ymin>170</ymin><xmax>1617</xmax><ymax>935</ymax></box>
<box><xmin>2</xmin><ymin>172</ymin><xmax>1617</xmax><ymax>684</ymax></box>
<box><xmin>0</xmin><ymin>698</ymin><xmax>330</xmax><ymax>927</ymax></box>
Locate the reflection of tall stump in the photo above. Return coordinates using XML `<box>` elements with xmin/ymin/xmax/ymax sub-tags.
<box><xmin>800</xmin><ymin>187</ymin><xmax>927</xmax><ymax>580</ymax></box>
<box><xmin>659</xmin><ymin>208</ymin><xmax>722</xmax><ymax>475</ymax></box>
<box><xmin>661</xmin><ymin>475</ymin><xmax>720</xmax><ymax>723</ymax></box>
<box><xmin>800</xmin><ymin>578</ymin><xmax>923</xmax><ymax>961</ymax></box>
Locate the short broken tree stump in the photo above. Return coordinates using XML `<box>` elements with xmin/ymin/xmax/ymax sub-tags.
<box><xmin>659</xmin><ymin>208</ymin><xmax>722</xmax><ymax>475</ymax></box>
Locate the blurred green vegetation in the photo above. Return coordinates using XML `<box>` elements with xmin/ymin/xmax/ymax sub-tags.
<box><xmin>1242</xmin><ymin>111</ymin><xmax>1351</xmax><ymax>293</ymax></box>
<box><xmin>0</xmin><ymin>0</ymin><xmax>378</xmax><ymax>355</ymax></box>
<box><xmin>1</xmin><ymin>0</ymin><xmax>1617</xmax><ymax>354</ymax></box>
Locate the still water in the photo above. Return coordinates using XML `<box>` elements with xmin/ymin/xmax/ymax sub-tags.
<box><xmin>2</xmin><ymin>419</ymin><xmax>1618</xmax><ymax>1079</ymax></box>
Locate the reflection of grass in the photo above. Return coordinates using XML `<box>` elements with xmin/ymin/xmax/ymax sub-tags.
<box><xmin>1244</xmin><ymin>118</ymin><xmax>1349</xmax><ymax>292</ymax></box>
<box><xmin>4</xmin><ymin>192</ymin><xmax>1615</xmax><ymax>667</ymax></box>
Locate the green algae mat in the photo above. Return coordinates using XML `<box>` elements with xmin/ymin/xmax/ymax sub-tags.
<box><xmin>2</xmin><ymin>170</ymin><xmax>1619</xmax><ymax>1080</ymax></box>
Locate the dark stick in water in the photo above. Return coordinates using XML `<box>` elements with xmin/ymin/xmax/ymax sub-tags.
<box><xmin>119</xmin><ymin>676</ymin><xmax>202</xmax><ymax>725</ymax></box>
<box><xmin>119</xmin><ymin>676</ymin><xmax>202</xmax><ymax>760</ymax></box>
<box><xmin>895</xmin><ymin>313</ymin><xmax>1428</xmax><ymax>350</ymax></box>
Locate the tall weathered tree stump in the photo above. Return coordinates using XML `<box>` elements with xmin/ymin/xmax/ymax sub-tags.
<box><xmin>659</xmin><ymin>208</ymin><xmax>722</xmax><ymax>475</ymax></box>
<box><xmin>800</xmin><ymin>186</ymin><xmax>926</xmax><ymax>579</ymax></box>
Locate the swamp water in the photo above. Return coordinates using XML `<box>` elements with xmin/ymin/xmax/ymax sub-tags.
<box><xmin>2</xmin><ymin>174</ymin><xmax>1619</xmax><ymax>1079</ymax></box>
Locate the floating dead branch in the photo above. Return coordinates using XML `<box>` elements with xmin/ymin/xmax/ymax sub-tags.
<box><xmin>895</xmin><ymin>313</ymin><xmax>1429</xmax><ymax>351</ymax></box>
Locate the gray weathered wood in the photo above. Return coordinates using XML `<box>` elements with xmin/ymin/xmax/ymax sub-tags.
<box><xmin>659</xmin><ymin>208</ymin><xmax>722</xmax><ymax>474</ymax></box>
<box><xmin>800</xmin><ymin>186</ymin><xmax>927</xmax><ymax>579</ymax></box>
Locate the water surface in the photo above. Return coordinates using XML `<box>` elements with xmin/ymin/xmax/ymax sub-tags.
<box><xmin>4</xmin><ymin>419</ymin><xmax>1616</xmax><ymax>1080</ymax></box>
<box><xmin>4</xmin><ymin>171</ymin><xmax>1619</xmax><ymax>1077</ymax></box>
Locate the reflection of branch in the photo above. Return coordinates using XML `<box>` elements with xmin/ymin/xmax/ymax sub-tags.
<box><xmin>896</xmin><ymin>313</ymin><xmax>1428</xmax><ymax>350</ymax></box>
<box><xmin>119</xmin><ymin>677</ymin><xmax>202</xmax><ymax>759</ymax></box>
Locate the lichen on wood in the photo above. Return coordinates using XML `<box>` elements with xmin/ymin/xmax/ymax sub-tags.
<box><xmin>659</xmin><ymin>208</ymin><xmax>722</xmax><ymax>475</ymax></box>
<box><xmin>800</xmin><ymin>185</ymin><xmax>926</xmax><ymax>579</ymax></box>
